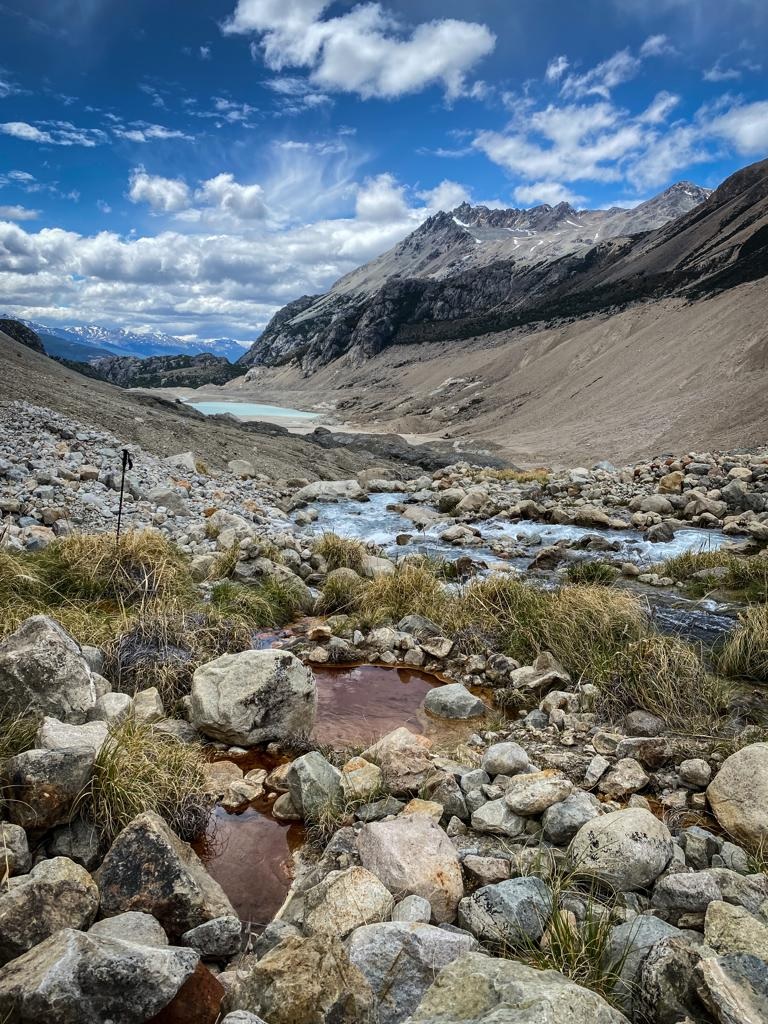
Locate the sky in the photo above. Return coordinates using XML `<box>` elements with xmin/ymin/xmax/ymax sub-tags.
<box><xmin>0</xmin><ymin>0</ymin><xmax>766</xmax><ymax>346</ymax></box>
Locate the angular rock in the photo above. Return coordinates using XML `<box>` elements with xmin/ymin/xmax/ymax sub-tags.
<box><xmin>705</xmin><ymin>901</ymin><xmax>768</xmax><ymax>960</ymax></box>
<box><xmin>707</xmin><ymin>743</ymin><xmax>768</xmax><ymax>848</ymax></box>
<box><xmin>542</xmin><ymin>791</ymin><xmax>602</xmax><ymax>846</ymax></box>
<box><xmin>598</xmin><ymin>757</ymin><xmax>649</xmax><ymax>798</ymax></box>
<box><xmin>95</xmin><ymin>811</ymin><xmax>235</xmax><ymax>939</ymax></box>
<box><xmin>36</xmin><ymin>716</ymin><xmax>108</xmax><ymax>754</ymax></box>
<box><xmin>190</xmin><ymin>649</ymin><xmax>316</xmax><ymax>746</ymax></box>
<box><xmin>3</xmin><ymin>746</ymin><xmax>95</xmax><ymax>830</ymax></box>
<box><xmin>605</xmin><ymin>916</ymin><xmax>688</xmax><ymax>1014</ymax></box>
<box><xmin>357</xmin><ymin>815</ymin><xmax>463</xmax><ymax>923</ymax></box>
<box><xmin>652</xmin><ymin>868</ymin><xmax>768</xmax><ymax>922</ymax></box>
<box><xmin>347</xmin><ymin>921</ymin><xmax>477</xmax><ymax>1024</ymax></box>
<box><xmin>0</xmin><ymin>824</ymin><xmax>30</xmax><ymax>877</ymax></box>
<box><xmin>181</xmin><ymin>915</ymin><xmax>243</xmax><ymax>958</ymax></box>
<box><xmin>0</xmin><ymin>615</ymin><xmax>96</xmax><ymax>723</ymax></box>
<box><xmin>470</xmin><ymin>799</ymin><xmax>525</xmax><ymax>838</ymax></box>
<box><xmin>87</xmin><ymin>690</ymin><xmax>133</xmax><ymax>724</ymax></box>
<box><xmin>0</xmin><ymin>857</ymin><xmax>99</xmax><ymax>965</ymax></box>
<box><xmin>406</xmin><ymin>951</ymin><xmax>628</xmax><ymax>1023</ymax></box>
<box><xmin>361</xmin><ymin>728</ymin><xmax>434</xmax><ymax>794</ymax></box>
<box><xmin>286</xmin><ymin>751</ymin><xmax>342</xmax><ymax>819</ymax></box>
<box><xmin>568</xmin><ymin>808</ymin><xmax>673</xmax><ymax>891</ymax></box>
<box><xmin>303</xmin><ymin>867</ymin><xmax>395</xmax><ymax>937</ymax></box>
<box><xmin>223</xmin><ymin>934</ymin><xmax>373</xmax><ymax>1024</ymax></box>
<box><xmin>0</xmin><ymin>913</ymin><xmax>198</xmax><ymax>1024</ymax></box>
<box><xmin>503</xmin><ymin>771</ymin><xmax>573</xmax><ymax>816</ymax></box>
<box><xmin>457</xmin><ymin>877</ymin><xmax>551</xmax><ymax>947</ymax></box>
<box><xmin>481</xmin><ymin>742</ymin><xmax>529</xmax><ymax>778</ymax></box>
<box><xmin>637</xmin><ymin>935</ymin><xmax>714</xmax><ymax>1024</ymax></box>
<box><xmin>392</xmin><ymin>895</ymin><xmax>433</xmax><ymax>924</ymax></box>
<box><xmin>47</xmin><ymin>817</ymin><xmax>101</xmax><ymax>870</ymax></box>
<box><xmin>696</xmin><ymin>953</ymin><xmax>768</xmax><ymax>1024</ymax></box>
<box><xmin>423</xmin><ymin>684</ymin><xmax>487</xmax><ymax>720</ymax></box>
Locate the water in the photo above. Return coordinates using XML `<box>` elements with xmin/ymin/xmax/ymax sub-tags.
<box><xmin>186</xmin><ymin>400</ymin><xmax>318</xmax><ymax>420</ymax></box>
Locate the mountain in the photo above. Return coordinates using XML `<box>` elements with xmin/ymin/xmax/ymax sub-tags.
<box><xmin>239</xmin><ymin>180</ymin><xmax>715</xmax><ymax>371</ymax></box>
<box><xmin>82</xmin><ymin>352</ymin><xmax>244</xmax><ymax>389</ymax></box>
<box><xmin>7</xmin><ymin>318</ymin><xmax>249</xmax><ymax>363</ymax></box>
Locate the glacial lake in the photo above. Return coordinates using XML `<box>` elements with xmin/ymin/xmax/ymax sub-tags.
<box><xmin>186</xmin><ymin>400</ymin><xmax>318</xmax><ymax>420</ymax></box>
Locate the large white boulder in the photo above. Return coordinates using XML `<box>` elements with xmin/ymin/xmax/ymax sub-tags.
<box><xmin>568</xmin><ymin>808</ymin><xmax>673</xmax><ymax>891</ymax></box>
<box><xmin>707</xmin><ymin>743</ymin><xmax>768</xmax><ymax>848</ymax></box>
<box><xmin>190</xmin><ymin>649</ymin><xmax>316</xmax><ymax>746</ymax></box>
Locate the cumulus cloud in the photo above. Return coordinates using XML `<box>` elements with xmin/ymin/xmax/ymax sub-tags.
<box><xmin>114</xmin><ymin>123</ymin><xmax>194</xmax><ymax>143</ymax></box>
<box><xmin>223</xmin><ymin>0</ymin><xmax>496</xmax><ymax>99</ymax></box>
<box><xmin>355</xmin><ymin>173</ymin><xmax>410</xmax><ymax>221</ymax></box>
<box><xmin>418</xmin><ymin>179</ymin><xmax>472</xmax><ymax>212</ymax></box>
<box><xmin>0</xmin><ymin>120</ymin><xmax>107</xmax><ymax>146</ymax></box>
<box><xmin>513</xmin><ymin>182</ymin><xmax>585</xmax><ymax>206</ymax></box>
<box><xmin>194</xmin><ymin>173</ymin><xmax>267</xmax><ymax>219</ymax></box>
<box><xmin>0</xmin><ymin>204</ymin><xmax>40</xmax><ymax>221</ymax></box>
<box><xmin>128</xmin><ymin>169</ymin><xmax>191</xmax><ymax>213</ymax></box>
<box><xmin>1</xmin><ymin>122</ymin><xmax>53</xmax><ymax>144</ymax></box>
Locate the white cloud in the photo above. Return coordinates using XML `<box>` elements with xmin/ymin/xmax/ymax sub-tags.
<box><xmin>355</xmin><ymin>173</ymin><xmax>410</xmax><ymax>221</ymax></box>
<box><xmin>0</xmin><ymin>120</ymin><xmax>106</xmax><ymax>146</ymax></box>
<box><xmin>223</xmin><ymin>0</ymin><xmax>496</xmax><ymax>99</ymax></box>
<box><xmin>640</xmin><ymin>90</ymin><xmax>680</xmax><ymax>124</ymax></box>
<box><xmin>128</xmin><ymin>169</ymin><xmax>191</xmax><ymax>213</ymax></box>
<box><xmin>639</xmin><ymin>34</ymin><xmax>675</xmax><ymax>57</ymax></box>
<box><xmin>418</xmin><ymin>179</ymin><xmax>472</xmax><ymax>212</ymax></box>
<box><xmin>200</xmin><ymin>45</ymin><xmax>212</xmax><ymax>60</ymax></box>
<box><xmin>0</xmin><ymin>204</ymin><xmax>40</xmax><ymax>221</ymax></box>
<box><xmin>545</xmin><ymin>56</ymin><xmax>569</xmax><ymax>83</ymax></box>
<box><xmin>1</xmin><ymin>122</ymin><xmax>53</xmax><ymax>144</ymax></box>
<box><xmin>194</xmin><ymin>173</ymin><xmax>267</xmax><ymax>219</ymax></box>
<box><xmin>114</xmin><ymin>123</ymin><xmax>194</xmax><ymax>143</ymax></box>
<box><xmin>96</xmin><ymin>200</ymin><xmax>112</xmax><ymax>214</ymax></box>
<box><xmin>708</xmin><ymin>99</ymin><xmax>768</xmax><ymax>153</ymax></box>
<box><xmin>561</xmin><ymin>49</ymin><xmax>641</xmax><ymax>99</ymax></box>
<box><xmin>513</xmin><ymin>181</ymin><xmax>585</xmax><ymax>206</ymax></box>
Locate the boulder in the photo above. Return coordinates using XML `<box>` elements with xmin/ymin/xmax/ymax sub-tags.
<box><xmin>696</xmin><ymin>953</ymin><xmax>768</xmax><ymax>1024</ymax></box>
<box><xmin>481</xmin><ymin>742</ymin><xmax>529</xmax><ymax>778</ymax></box>
<box><xmin>357</xmin><ymin>815</ymin><xmax>463</xmax><ymax>924</ymax></box>
<box><xmin>286</xmin><ymin>752</ymin><xmax>342</xmax><ymax>819</ymax></box>
<box><xmin>347</xmin><ymin>922</ymin><xmax>477</xmax><ymax>1024</ymax></box>
<box><xmin>0</xmin><ymin>824</ymin><xmax>30</xmax><ymax>877</ymax></box>
<box><xmin>303</xmin><ymin>867</ymin><xmax>395</xmax><ymax>937</ymax></box>
<box><xmin>87</xmin><ymin>691</ymin><xmax>133</xmax><ymax>724</ymax></box>
<box><xmin>637</xmin><ymin>935</ymin><xmax>714</xmax><ymax>1024</ymax></box>
<box><xmin>0</xmin><ymin>912</ymin><xmax>198</xmax><ymax>1024</ymax></box>
<box><xmin>0</xmin><ymin>616</ymin><xmax>96</xmax><ymax>723</ymax></box>
<box><xmin>510</xmin><ymin>652</ymin><xmax>571</xmax><ymax>698</ymax></box>
<box><xmin>0</xmin><ymin>857</ymin><xmax>99</xmax><ymax>965</ymax></box>
<box><xmin>340</xmin><ymin>757</ymin><xmax>382</xmax><ymax>802</ymax></box>
<box><xmin>95</xmin><ymin>811</ymin><xmax>235</xmax><ymax>939</ymax></box>
<box><xmin>36</xmin><ymin>716</ymin><xmax>108</xmax><ymax>754</ymax></box>
<box><xmin>223</xmin><ymin>934</ymin><xmax>373</xmax><ymax>1024</ymax></box>
<box><xmin>3</xmin><ymin>747</ymin><xmax>95</xmax><ymax>830</ymax></box>
<box><xmin>405</xmin><ymin>951</ymin><xmax>628</xmax><ymax>1023</ymax></box>
<box><xmin>707</xmin><ymin>743</ymin><xmax>768</xmax><ymax>848</ymax></box>
<box><xmin>181</xmin><ymin>915</ymin><xmax>243</xmax><ymax>959</ymax></box>
<box><xmin>190</xmin><ymin>649</ymin><xmax>316</xmax><ymax>746</ymax></box>
<box><xmin>361</xmin><ymin>728</ymin><xmax>434</xmax><ymax>794</ymax></box>
<box><xmin>147</xmin><ymin>486</ymin><xmax>188</xmax><ymax>514</ymax></box>
<box><xmin>423</xmin><ymin>684</ymin><xmax>487</xmax><ymax>720</ymax></box>
<box><xmin>651</xmin><ymin>868</ymin><xmax>768</xmax><ymax>922</ymax></box>
<box><xmin>568</xmin><ymin>808</ymin><xmax>673</xmax><ymax>891</ymax></box>
<box><xmin>457</xmin><ymin>877</ymin><xmax>551</xmax><ymax>947</ymax></box>
<box><xmin>133</xmin><ymin>687</ymin><xmax>165</xmax><ymax>723</ymax></box>
<box><xmin>598</xmin><ymin>758</ymin><xmax>649</xmax><ymax>798</ymax></box>
<box><xmin>605</xmin><ymin>916</ymin><xmax>689</xmax><ymax>1014</ymax></box>
<box><xmin>541</xmin><ymin>791</ymin><xmax>602</xmax><ymax>846</ymax></box>
<box><xmin>392</xmin><ymin>896</ymin><xmax>433</xmax><ymax>924</ymax></box>
<box><xmin>289</xmin><ymin>480</ymin><xmax>366</xmax><ymax>507</ymax></box>
<box><xmin>470</xmin><ymin>799</ymin><xmax>525</xmax><ymax>838</ymax></box>
<box><xmin>705</xmin><ymin>901</ymin><xmax>768</xmax><ymax>960</ymax></box>
<box><xmin>503</xmin><ymin>771</ymin><xmax>573</xmax><ymax>816</ymax></box>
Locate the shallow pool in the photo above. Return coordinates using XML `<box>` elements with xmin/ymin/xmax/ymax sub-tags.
<box><xmin>187</xmin><ymin>400</ymin><xmax>318</xmax><ymax>420</ymax></box>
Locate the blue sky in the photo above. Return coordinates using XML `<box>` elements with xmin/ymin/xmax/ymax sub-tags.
<box><xmin>0</xmin><ymin>0</ymin><xmax>766</xmax><ymax>344</ymax></box>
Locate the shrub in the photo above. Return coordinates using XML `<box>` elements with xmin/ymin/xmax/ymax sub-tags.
<box><xmin>88</xmin><ymin>718</ymin><xmax>210</xmax><ymax>845</ymax></box>
<box><xmin>716</xmin><ymin>604</ymin><xmax>768</xmax><ymax>681</ymax></box>
<box><xmin>565</xmin><ymin>561</ymin><xmax>619</xmax><ymax>586</ymax></box>
<box><xmin>313</xmin><ymin>532</ymin><xmax>367</xmax><ymax>574</ymax></box>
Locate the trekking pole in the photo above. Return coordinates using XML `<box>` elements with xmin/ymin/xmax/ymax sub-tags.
<box><xmin>115</xmin><ymin>448</ymin><xmax>133</xmax><ymax>543</ymax></box>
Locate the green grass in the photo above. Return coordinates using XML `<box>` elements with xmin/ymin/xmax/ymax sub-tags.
<box><xmin>313</xmin><ymin>532</ymin><xmax>368</xmax><ymax>574</ymax></box>
<box><xmin>565</xmin><ymin>562</ymin><xmax>619</xmax><ymax>586</ymax></box>
<box><xmin>716</xmin><ymin>604</ymin><xmax>768</xmax><ymax>682</ymax></box>
<box><xmin>355</xmin><ymin>560</ymin><xmax>450</xmax><ymax>627</ymax></box>
<box><xmin>657</xmin><ymin>551</ymin><xmax>768</xmax><ymax>602</ymax></box>
<box><xmin>316</xmin><ymin>570</ymin><xmax>368</xmax><ymax>613</ymax></box>
<box><xmin>87</xmin><ymin>718</ymin><xmax>210</xmax><ymax>845</ymax></box>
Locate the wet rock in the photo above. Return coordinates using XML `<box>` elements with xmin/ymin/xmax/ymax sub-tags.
<box><xmin>705</xmin><ymin>901</ymin><xmax>768</xmax><ymax>959</ymax></box>
<box><xmin>0</xmin><ymin>857</ymin><xmax>99</xmax><ymax>965</ymax></box>
<box><xmin>406</xmin><ymin>951</ymin><xmax>628</xmax><ymax>1023</ymax></box>
<box><xmin>190</xmin><ymin>649</ymin><xmax>317</xmax><ymax>746</ymax></box>
<box><xmin>95</xmin><ymin>811</ymin><xmax>235</xmax><ymax>939</ymax></box>
<box><xmin>0</xmin><ymin>911</ymin><xmax>198</xmax><ymax>1023</ymax></box>
<box><xmin>0</xmin><ymin>615</ymin><xmax>96</xmax><ymax>723</ymax></box>
<box><xmin>3</xmin><ymin>746</ymin><xmax>95</xmax><ymax>830</ymax></box>
<box><xmin>0</xmin><ymin>824</ymin><xmax>30</xmax><ymax>877</ymax></box>
<box><xmin>471</xmin><ymin>798</ymin><xmax>525</xmax><ymax>838</ymax></box>
<box><xmin>568</xmin><ymin>808</ymin><xmax>673</xmax><ymax>891</ymax></box>
<box><xmin>424</xmin><ymin>683</ymin><xmax>487</xmax><ymax>720</ymax></box>
<box><xmin>221</xmin><ymin>1014</ymin><xmax>269</xmax><ymax>1024</ymax></box>
<box><xmin>481</xmin><ymin>741</ymin><xmax>529</xmax><ymax>777</ymax></box>
<box><xmin>503</xmin><ymin>771</ymin><xmax>573</xmax><ymax>816</ymax></box>
<box><xmin>290</xmin><ymin>479</ymin><xmax>366</xmax><ymax>507</ymax></box>
<box><xmin>303</xmin><ymin>867</ymin><xmax>395</xmax><ymax>938</ymax></box>
<box><xmin>223</xmin><ymin>934</ymin><xmax>373</xmax><ymax>1024</ymax></box>
<box><xmin>151</xmin><ymin>960</ymin><xmax>225</xmax><ymax>1024</ymax></box>
<box><xmin>707</xmin><ymin>743</ymin><xmax>768</xmax><ymax>848</ymax></box>
<box><xmin>361</xmin><ymin>728</ymin><xmax>434</xmax><ymax>794</ymax></box>
<box><xmin>541</xmin><ymin>791</ymin><xmax>602</xmax><ymax>846</ymax></box>
<box><xmin>357</xmin><ymin>815</ymin><xmax>463</xmax><ymax>924</ymax></box>
<box><xmin>181</xmin><ymin>915</ymin><xmax>243</xmax><ymax>958</ymax></box>
<box><xmin>347</xmin><ymin>921</ymin><xmax>477</xmax><ymax>1024</ymax></box>
<box><xmin>696</xmin><ymin>953</ymin><xmax>768</xmax><ymax>1024</ymax></box>
<box><xmin>457</xmin><ymin>877</ymin><xmax>551</xmax><ymax>947</ymax></box>
<box><xmin>286</xmin><ymin>751</ymin><xmax>342</xmax><ymax>819</ymax></box>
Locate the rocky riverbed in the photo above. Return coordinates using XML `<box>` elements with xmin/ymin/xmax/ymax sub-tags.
<box><xmin>1</xmin><ymin>397</ymin><xmax>768</xmax><ymax>1023</ymax></box>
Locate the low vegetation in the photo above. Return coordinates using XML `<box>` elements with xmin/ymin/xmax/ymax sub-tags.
<box><xmin>657</xmin><ymin>550</ymin><xmax>768</xmax><ymax>602</ymax></box>
<box><xmin>564</xmin><ymin>561</ymin><xmax>619</xmax><ymax>586</ymax></box>
<box><xmin>0</xmin><ymin>706</ymin><xmax>39</xmax><ymax>770</ymax></box>
<box><xmin>87</xmin><ymin>718</ymin><xmax>210</xmax><ymax>845</ymax></box>
<box><xmin>715</xmin><ymin>603</ymin><xmax>768</xmax><ymax>682</ymax></box>
<box><xmin>482</xmin><ymin>468</ymin><xmax>550</xmax><ymax>485</ymax></box>
<box><xmin>313</xmin><ymin>532</ymin><xmax>367</xmax><ymax>574</ymax></box>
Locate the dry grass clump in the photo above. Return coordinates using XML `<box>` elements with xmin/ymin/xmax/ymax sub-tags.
<box><xmin>484</xmin><ymin>467</ymin><xmax>550</xmax><ymax>484</ymax></box>
<box><xmin>658</xmin><ymin>550</ymin><xmax>768</xmax><ymax>602</ymax></box>
<box><xmin>716</xmin><ymin>603</ymin><xmax>768</xmax><ymax>681</ymax></box>
<box><xmin>211</xmin><ymin>579</ymin><xmax>287</xmax><ymax>627</ymax></box>
<box><xmin>316</xmin><ymin>571</ymin><xmax>369</xmax><ymax>614</ymax></box>
<box><xmin>88</xmin><ymin>718</ymin><xmax>210</xmax><ymax>845</ymax></box>
<box><xmin>355</xmin><ymin>560</ymin><xmax>449</xmax><ymax>627</ymax></box>
<box><xmin>565</xmin><ymin>561</ymin><xmax>619</xmax><ymax>586</ymax></box>
<box><xmin>313</xmin><ymin>532</ymin><xmax>367</xmax><ymax>574</ymax></box>
<box><xmin>0</xmin><ymin>706</ymin><xmax>38</xmax><ymax>769</ymax></box>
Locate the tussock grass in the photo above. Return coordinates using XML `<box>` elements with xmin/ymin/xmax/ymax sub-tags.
<box><xmin>483</xmin><ymin>468</ymin><xmax>550</xmax><ymax>484</ymax></box>
<box><xmin>317</xmin><ymin>571</ymin><xmax>368</xmax><ymax>614</ymax></box>
<box><xmin>716</xmin><ymin>604</ymin><xmax>768</xmax><ymax>681</ymax></box>
<box><xmin>0</xmin><ymin>706</ymin><xmax>38</xmax><ymax>768</ymax></box>
<box><xmin>88</xmin><ymin>718</ymin><xmax>210</xmax><ymax>845</ymax></box>
<box><xmin>658</xmin><ymin>550</ymin><xmax>768</xmax><ymax>602</ymax></box>
<box><xmin>356</xmin><ymin>561</ymin><xmax>450</xmax><ymax>627</ymax></box>
<box><xmin>565</xmin><ymin>561</ymin><xmax>619</xmax><ymax>586</ymax></box>
<box><xmin>313</xmin><ymin>532</ymin><xmax>367</xmax><ymax>574</ymax></box>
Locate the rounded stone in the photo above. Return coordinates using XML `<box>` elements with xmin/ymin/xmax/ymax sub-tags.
<box><xmin>568</xmin><ymin>807</ymin><xmax>674</xmax><ymax>891</ymax></box>
<box><xmin>707</xmin><ymin>743</ymin><xmax>768</xmax><ymax>847</ymax></box>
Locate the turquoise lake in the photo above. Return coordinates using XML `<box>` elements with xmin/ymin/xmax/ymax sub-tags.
<box><xmin>186</xmin><ymin>400</ymin><xmax>318</xmax><ymax>419</ymax></box>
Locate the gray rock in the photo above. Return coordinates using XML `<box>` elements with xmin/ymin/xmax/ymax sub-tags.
<box><xmin>361</xmin><ymin>728</ymin><xmax>434</xmax><ymax>794</ymax></box>
<box><xmin>457</xmin><ymin>877</ymin><xmax>551</xmax><ymax>947</ymax></box>
<box><xmin>87</xmin><ymin>690</ymin><xmax>133</xmax><ymax>724</ymax></box>
<box><xmin>637</xmin><ymin>935</ymin><xmax>714</xmax><ymax>1024</ymax></box>
<box><xmin>3</xmin><ymin>746</ymin><xmax>95</xmax><ymax>830</ymax></box>
<box><xmin>347</xmin><ymin>921</ymin><xmax>477</xmax><ymax>1024</ymax></box>
<box><xmin>542</xmin><ymin>791</ymin><xmax>602</xmax><ymax>846</ymax></box>
<box><xmin>503</xmin><ymin>771</ymin><xmax>573</xmax><ymax>815</ymax></box>
<box><xmin>696</xmin><ymin>953</ymin><xmax>768</xmax><ymax>1024</ymax></box>
<box><xmin>422</xmin><ymin>772</ymin><xmax>468</xmax><ymax>821</ymax></box>
<box><xmin>605</xmin><ymin>916</ymin><xmax>688</xmax><ymax>1014</ymax></box>
<box><xmin>221</xmin><ymin>1014</ymin><xmax>269</xmax><ymax>1024</ymax></box>
<box><xmin>405</xmin><ymin>951</ymin><xmax>628</xmax><ymax>1023</ymax></box>
<box><xmin>481</xmin><ymin>742</ymin><xmax>529</xmax><ymax>777</ymax></box>
<box><xmin>0</xmin><ymin>912</ymin><xmax>198</xmax><ymax>1023</ymax></box>
<box><xmin>0</xmin><ymin>615</ymin><xmax>96</xmax><ymax>723</ymax></box>
<box><xmin>705</xmin><ymin>901</ymin><xmax>768</xmax><ymax>959</ymax></box>
<box><xmin>182</xmin><ymin>915</ymin><xmax>242</xmax><ymax>958</ymax></box>
<box><xmin>624</xmin><ymin>710</ymin><xmax>666</xmax><ymax>736</ymax></box>
<box><xmin>357</xmin><ymin>815</ymin><xmax>463</xmax><ymax>924</ymax></box>
<box><xmin>392</xmin><ymin>896</ymin><xmax>433</xmax><ymax>924</ymax></box>
<box><xmin>0</xmin><ymin>857</ymin><xmax>99</xmax><ymax>965</ymax></box>
<box><xmin>36</xmin><ymin>716</ymin><xmax>108</xmax><ymax>753</ymax></box>
<box><xmin>707</xmin><ymin>743</ymin><xmax>768</xmax><ymax>848</ymax></box>
<box><xmin>47</xmin><ymin>818</ymin><xmax>101</xmax><ymax>870</ymax></box>
<box><xmin>95</xmin><ymin>811</ymin><xmax>236</xmax><ymax>939</ymax></box>
<box><xmin>470</xmin><ymin>799</ymin><xmax>525</xmax><ymax>838</ymax></box>
<box><xmin>0</xmin><ymin>824</ymin><xmax>30</xmax><ymax>877</ymax></box>
<box><xmin>303</xmin><ymin>867</ymin><xmax>395</xmax><ymax>937</ymax></box>
<box><xmin>424</xmin><ymin>684</ymin><xmax>487</xmax><ymax>720</ymax></box>
<box><xmin>286</xmin><ymin>751</ymin><xmax>342</xmax><ymax>819</ymax></box>
<box><xmin>652</xmin><ymin>868</ymin><xmax>768</xmax><ymax>923</ymax></box>
<box><xmin>190</xmin><ymin>649</ymin><xmax>317</xmax><ymax>746</ymax></box>
<box><xmin>568</xmin><ymin>808</ymin><xmax>673</xmax><ymax>891</ymax></box>
<box><xmin>146</xmin><ymin>485</ymin><xmax>188</xmax><ymax>514</ymax></box>
<box><xmin>132</xmin><ymin>686</ymin><xmax>165</xmax><ymax>723</ymax></box>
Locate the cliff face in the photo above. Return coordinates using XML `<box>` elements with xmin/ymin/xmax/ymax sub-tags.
<box><xmin>238</xmin><ymin>178</ymin><xmax>736</xmax><ymax>373</ymax></box>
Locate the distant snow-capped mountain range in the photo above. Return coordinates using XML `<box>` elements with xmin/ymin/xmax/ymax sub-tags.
<box><xmin>8</xmin><ymin>318</ymin><xmax>249</xmax><ymax>364</ymax></box>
